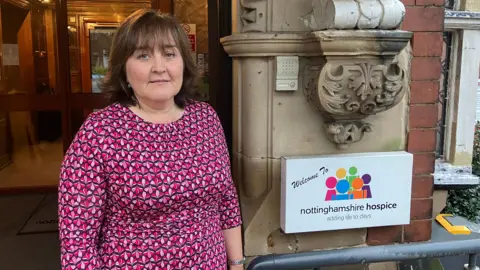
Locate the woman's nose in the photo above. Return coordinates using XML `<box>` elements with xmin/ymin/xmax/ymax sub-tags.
<box><xmin>151</xmin><ymin>54</ymin><xmax>166</xmax><ymax>72</ymax></box>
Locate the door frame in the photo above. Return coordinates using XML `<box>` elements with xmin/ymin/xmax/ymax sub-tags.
<box><xmin>208</xmin><ymin>0</ymin><xmax>233</xmax><ymax>154</ymax></box>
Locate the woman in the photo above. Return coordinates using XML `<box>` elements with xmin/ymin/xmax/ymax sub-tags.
<box><xmin>58</xmin><ymin>9</ymin><xmax>244</xmax><ymax>269</ymax></box>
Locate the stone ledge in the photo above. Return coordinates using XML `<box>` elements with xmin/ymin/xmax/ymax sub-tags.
<box><xmin>432</xmin><ymin>159</ymin><xmax>480</xmax><ymax>187</ymax></box>
<box><xmin>444</xmin><ymin>10</ymin><xmax>480</xmax><ymax>31</ymax></box>
<box><xmin>220</xmin><ymin>30</ymin><xmax>412</xmax><ymax>57</ymax></box>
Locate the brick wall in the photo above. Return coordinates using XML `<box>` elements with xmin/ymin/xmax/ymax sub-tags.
<box><xmin>366</xmin><ymin>0</ymin><xmax>444</xmax><ymax>245</ymax></box>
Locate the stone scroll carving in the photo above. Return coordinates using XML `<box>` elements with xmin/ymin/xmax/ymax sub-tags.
<box><xmin>311</xmin><ymin>0</ymin><xmax>405</xmax><ymax>30</ymax></box>
<box><xmin>240</xmin><ymin>0</ymin><xmax>268</xmax><ymax>32</ymax></box>
<box><xmin>304</xmin><ymin>61</ymin><xmax>407</xmax><ymax>149</ymax></box>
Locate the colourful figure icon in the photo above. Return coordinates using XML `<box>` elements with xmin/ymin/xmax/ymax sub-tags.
<box><xmin>336</xmin><ymin>168</ymin><xmax>346</xmax><ymax>179</ymax></box>
<box><xmin>334</xmin><ymin>179</ymin><xmax>350</xmax><ymax>200</ymax></box>
<box><xmin>351</xmin><ymin>177</ymin><xmax>366</xmax><ymax>199</ymax></box>
<box><xmin>325</xmin><ymin>177</ymin><xmax>337</xmax><ymax>201</ymax></box>
<box><xmin>346</xmin><ymin>166</ymin><xmax>358</xmax><ymax>190</ymax></box>
<box><xmin>334</xmin><ymin>168</ymin><xmax>349</xmax><ymax>200</ymax></box>
<box><xmin>324</xmin><ymin>166</ymin><xmax>372</xmax><ymax>201</ymax></box>
<box><xmin>361</xmin><ymin>173</ymin><xmax>372</xmax><ymax>198</ymax></box>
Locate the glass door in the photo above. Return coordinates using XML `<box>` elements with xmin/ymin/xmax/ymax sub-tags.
<box><xmin>0</xmin><ymin>0</ymin><xmax>172</xmax><ymax>192</ymax></box>
<box><xmin>0</xmin><ymin>0</ymin><xmax>64</xmax><ymax>191</ymax></box>
<box><xmin>62</xmin><ymin>0</ymin><xmax>167</xmax><ymax>138</ymax></box>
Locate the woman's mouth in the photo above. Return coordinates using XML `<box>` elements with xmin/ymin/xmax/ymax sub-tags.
<box><xmin>149</xmin><ymin>80</ymin><xmax>169</xmax><ymax>84</ymax></box>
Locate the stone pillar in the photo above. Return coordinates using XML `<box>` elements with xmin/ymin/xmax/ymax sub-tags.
<box><xmin>240</xmin><ymin>58</ymin><xmax>270</xmax><ymax>198</ymax></box>
<box><xmin>222</xmin><ymin>0</ymin><xmax>415</xmax><ymax>267</ymax></box>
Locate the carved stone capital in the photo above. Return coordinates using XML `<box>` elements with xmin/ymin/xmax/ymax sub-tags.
<box><xmin>306</xmin><ymin>61</ymin><xmax>406</xmax><ymax>118</ymax></box>
<box><xmin>304</xmin><ymin>60</ymin><xmax>407</xmax><ymax>148</ymax></box>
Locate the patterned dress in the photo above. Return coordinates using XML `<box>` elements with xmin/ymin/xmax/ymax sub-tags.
<box><xmin>58</xmin><ymin>101</ymin><xmax>242</xmax><ymax>269</ymax></box>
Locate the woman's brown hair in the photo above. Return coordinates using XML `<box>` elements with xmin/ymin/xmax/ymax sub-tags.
<box><xmin>101</xmin><ymin>9</ymin><xmax>198</xmax><ymax>108</ymax></box>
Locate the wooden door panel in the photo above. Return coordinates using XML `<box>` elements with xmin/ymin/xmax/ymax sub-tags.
<box><xmin>0</xmin><ymin>112</ymin><xmax>10</xmax><ymax>169</ymax></box>
<box><xmin>0</xmin><ymin>5</ymin><xmax>9</xmax><ymax>169</ymax></box>
<box><xmin>0</xmin><ymin>95</ymin><xmax>62</xmax><ymax>111</ymax></box>
<box><xmin>151</xmin><ymin>0</ymin><xmax>173</xmax><ymax>13</ymax></box>
<box><xmin>17</xmin><ymin>11</ymin><xmax>35</xmax><ymax>94</ymax></box>
<box><xmin>69</xmin><ymin>93</ymin><xmax>110</xmax><ymax>109</ymax></box>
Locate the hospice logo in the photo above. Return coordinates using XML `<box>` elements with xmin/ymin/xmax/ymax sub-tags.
<box><xmin>325</xmin><ymin>166</ymin><xmax>372</xmax><ymax>201</ymax></box>
<box><xmin>299</xmin><ymin>166</ymin><xmax>398</xmax><ymax>216</ymax></box>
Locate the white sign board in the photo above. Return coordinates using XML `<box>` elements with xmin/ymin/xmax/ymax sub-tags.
<box><xmin>280</xmin><ymin>151</ymin><xmax>413</xmax><ymax>233</ymax></box>
<box><xmin>3</xmin><ymin>44</ymin><xmax>19</xmax><ymax>66</ymax></box>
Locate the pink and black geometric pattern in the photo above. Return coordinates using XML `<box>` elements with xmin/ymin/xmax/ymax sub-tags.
<box><xmin>58</xmin><ymin>101</ymin><xmax>242</xmax><ymax>269</ymax></box>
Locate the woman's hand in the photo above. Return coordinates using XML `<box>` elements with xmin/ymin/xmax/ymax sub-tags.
<box><xmin>230</xmin><ymin>265</ymin><xmax>245</xmax><ymax>270</ymax></box>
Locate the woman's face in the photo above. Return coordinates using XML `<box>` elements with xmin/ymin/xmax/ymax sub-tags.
<box><xmin>125</xmin><ymin>35</ymin><xmax>184</xmax><ymax>107</ymax></box>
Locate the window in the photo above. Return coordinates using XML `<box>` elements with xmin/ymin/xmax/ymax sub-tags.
<box><xmin>434</xmin><ymin>6</ymin><xmax>480</xmax><ymax>187</ymax></box>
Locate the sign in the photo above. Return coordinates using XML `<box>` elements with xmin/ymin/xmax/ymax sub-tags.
<box><xmin>3</xmin><ymin>44</ymin><xmax>19</xmax><ymax>66</ymax></box>
<box><xmin>280</xmin><ymin>151</ymin><xmax>413</xmax><ymax>233</ymax></box>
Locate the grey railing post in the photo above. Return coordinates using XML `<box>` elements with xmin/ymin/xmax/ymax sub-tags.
<box><xmin>465</xmin><ymin>254</ymin><xmax>479</xmax><ymax>270</ymax></box>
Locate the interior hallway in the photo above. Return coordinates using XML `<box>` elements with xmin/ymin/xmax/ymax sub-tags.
<box><xmin>0</xmin><ymin>140</ymin><xmax>63</xmax><ymax>190</ymax></box>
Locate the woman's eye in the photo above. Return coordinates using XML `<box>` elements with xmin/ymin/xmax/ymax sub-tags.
<box><xmin>165</xmin><ymin>52</ymin><xmax>176</xmax><ymax>58</ymax></box>
<box><xmin>138</xmin><ymin>54</ymin><xmax>149</xmax><ymax>60</ymax></box>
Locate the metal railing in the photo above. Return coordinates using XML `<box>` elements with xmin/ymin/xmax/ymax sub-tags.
<box><xmin>247</xmin><ymin>237</ymin><xmax>480</xmax><ymax>270</ymax></box>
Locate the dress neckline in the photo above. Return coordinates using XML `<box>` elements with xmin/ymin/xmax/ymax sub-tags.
<box><xmin>117</xmin><ymin>101</ymin><xmax>192</xmax><ymax>129</ymax></box>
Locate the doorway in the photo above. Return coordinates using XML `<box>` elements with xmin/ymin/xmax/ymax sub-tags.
<box><xmin>0</xmin><ymin>0</ymin><xmax>64</xmax><ymax>192</ymax></box>
<box><xmin>0</xmin><ymin>0</ymin><xmax>232</xmax><ymax>193</ymax></box>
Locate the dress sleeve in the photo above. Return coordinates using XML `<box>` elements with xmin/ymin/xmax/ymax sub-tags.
<box><xmin>58</xmin><ymin>116</ymin><xmax>107</xmax><ymax>270</ymax></box>
<box><xmin>209</xmin><ymin>106</ymin><xmax>243</xmax><ymax>230</ymax></box>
